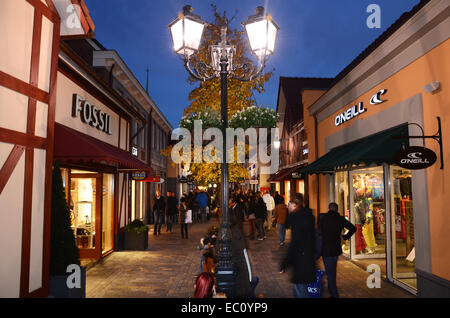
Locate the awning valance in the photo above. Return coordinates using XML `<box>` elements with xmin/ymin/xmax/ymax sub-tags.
<box><xmin>54</xmin><ymin>123</ymin><xmax>153</xmax><ymax>172</ymax></box>
<box><xmin>299</xmin><ymin>124</ymin><xmax>409</xmax><ymax>175</ymax></box>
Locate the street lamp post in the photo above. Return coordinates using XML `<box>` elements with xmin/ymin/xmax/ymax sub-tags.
<box><xmin>169</xmin><ymin>5</ymin><xmax>278</xmax><ymax>296</ymax></box>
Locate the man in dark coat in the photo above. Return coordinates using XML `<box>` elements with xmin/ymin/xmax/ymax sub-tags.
<box><xmin>254</xmin><ymin>191</ymin><xmax>267</xmax><ymax>240</ymax></box>
<box><xmin>153</xmin><ymin>190</ymin><xmax>165</xmax><ymax>236</ymax></box>
<box><xmin>280</xmin><ymin>193</ymin><xmax>316</xmax><ymax>298</ymax></box>
<box><xmin>318</xmin><ymin>202</ymin><xmax>356</xmax><ymax>298</ymax></box>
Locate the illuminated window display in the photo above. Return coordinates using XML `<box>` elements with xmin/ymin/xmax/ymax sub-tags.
<box><xmin>60</xmin><ymin>168</ymin><xmax>115</xmax><ymax>258</ymax></box>
<box><xmin>71</xmin><ymin>176</ymin><xmax>97</xmax><ymax>249</ymax></box>
<box><xmin>351</xmin><ymin>168</ymin><xmax>386</xmax><ymax>257</ymax></box>
<box><xmin>333</xmin><ymin>165</ymin><xmax>416</xmax><ymax>291</ymax></box>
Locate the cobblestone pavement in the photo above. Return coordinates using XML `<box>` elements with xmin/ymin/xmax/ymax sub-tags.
<box><xmin>86</xmin><ymin>217</ymin><xmax>413</xmax><ymax>298</ymax></box>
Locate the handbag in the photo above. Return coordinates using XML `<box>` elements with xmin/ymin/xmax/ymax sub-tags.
<box><xmin>307</xmin><ymin>270</ymin><xmax>324</xmax><ymax>298</ymax></box>
<box><xmin>185</xmin><ymin>209</ymin><xmax>192</xmax><ymax>223</ymax></box>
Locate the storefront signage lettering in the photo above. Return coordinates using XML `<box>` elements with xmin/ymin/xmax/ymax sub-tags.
<box><xmin>335</xmin><ymin>102</ymin><xmax>366</xmax><ymax>126</ymax></box>
<box><xmin>292</xmin><ymin>171</ymin><xmax>303</xmax><ymax>179</ymax></box>
<box><xmin>393</xmin><ymin>146</ymin><xmax>437</xmax><ymax>170</ymax></box>
<box><xmin>72</xmin><ymin>94</ymin><xmax>113</xmax><ymax>135</ymax></box>
<box><xmin>335</xmin><ymin>89</ymin><xmax>388</xmax><ymax>127</ymax></box>
<box><xmin>130</xmin><ymin>171</ymin><xmax>148</xmax><ymax>181</ymax></box>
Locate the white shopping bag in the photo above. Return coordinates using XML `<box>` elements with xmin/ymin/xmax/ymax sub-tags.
<box><xmin>185</xmin><ymin>209</ymin><xmax>192</xmax><ymax>224</ymax></box>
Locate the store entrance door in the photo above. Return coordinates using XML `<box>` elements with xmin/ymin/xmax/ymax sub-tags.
<box><xmin>70</xmin><ymin>172</ymin><xmax>102</xmax><ymax>259</ymax></box>
<box><xmin>349</xmin><ymin>167</ymin><xmax>387</xmax><ymax>266</ymax></box>
<box><xmin>387</xmin><ymin>166</ymin><xmax>417</xmax><ymax>292</ymax></box>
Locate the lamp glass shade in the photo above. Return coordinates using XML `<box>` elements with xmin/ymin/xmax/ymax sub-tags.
<box><xmin>273</xmin><ymin>140</ymin><xmax>281</xmax><ymax>149</ymax></box>
<box><xmin>169</xmin><ymin>14</ymin><xmax>205</xmax><ymax>57</ymax></box>
<box><xmin>170</xmin><ymin>18</ymin><xmax>183</xmax><ymax>53</ymax></box>
<box><xmin>184</xmin><ymin>17</ymin><xmax>204</xmax><ymax>52</ymax></box>
<box><xmin>244</xmin><ymin>16</ymin><xmax>278</xmax><ymax>58</ymax></box>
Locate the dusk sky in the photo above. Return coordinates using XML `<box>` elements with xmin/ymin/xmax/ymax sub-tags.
<box><xmin>84</xmin><ymin>0</ymin><xmax>420</xmax><ymax>128</ymax></box>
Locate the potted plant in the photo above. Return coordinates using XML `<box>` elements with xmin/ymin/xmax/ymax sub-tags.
<box><xmin>49</xmin><ymin>163</ymin><xmax>86</xmax><ymax>298</ymax></box>
<box><xmin>124</xmin><ymin>219</ymin><xmax>149</xmax><ymax>250</ymax></box>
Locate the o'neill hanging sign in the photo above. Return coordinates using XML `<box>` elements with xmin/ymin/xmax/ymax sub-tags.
<box><xmin>335</xmin><ymin>89</ymin><xmax>387</xmax><ymax>126</ymax></box>
<box><xmin>393</xmin><ymin>146</ymin><xmax>437</xmax><ymax>169</ymax></box>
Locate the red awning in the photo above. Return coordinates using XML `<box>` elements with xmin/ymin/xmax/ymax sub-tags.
<box><xmin>53</xmin><ymin>123</ymin><xmax>152</xmax><ymax>172</ymax></box>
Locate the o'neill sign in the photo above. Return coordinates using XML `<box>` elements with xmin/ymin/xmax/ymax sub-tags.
<box><xmin>72</xmin><ymin>94</ymin><xmax>113</xmax><ymax>135</ymax></box>
<box><xmin>335</xmin><ymin>89</ymin><xmax>387</xmax><ymax>126</ymax></box>
<box><xmin>393</xmin><ymin>146</ymin><xmax>437</xmax><ymax>170</ymax></box>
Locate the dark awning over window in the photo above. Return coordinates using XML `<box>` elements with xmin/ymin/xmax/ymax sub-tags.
<box><xmin>267</xmin><ymin>163</ymin><xmax>306</xmax><ymax>182</ymax></box>
<box><xmin>299</xmin><ymin>124</ymin><xmax>409</xmax><ymax>175</ymax></box>
<box><xmin>54</xmin><ymin>123</ymin><xmax>153</xmax><ymax>172</ymax></box>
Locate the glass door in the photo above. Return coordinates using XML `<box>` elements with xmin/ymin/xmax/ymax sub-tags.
<box><xmin>389</xmin><ymin>166</ymin><xmax>417</xmax><ymax>291</ymax></box>
<box><xmin>102</xmin><ymin>173</ymin><xmax>114</xmax><ymax>255</ymax></box>
<box><xmin>349</xmin><ymin>167</ymin><xmax>386</xmax><ymax>262</ymax></box>
<box><xmin>70</xmin><ymin>172</ymin><xmax>101</xmax><ymax>259</ymax></box>
<box><xmin>335</xmin><ymin>171</ymin><xmax>350</xmax><ymax>256</ymax></box>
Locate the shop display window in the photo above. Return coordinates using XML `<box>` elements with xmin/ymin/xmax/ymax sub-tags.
<box><xmin>70</xmin><ymin>176</ymin><xmax>97</xmax><ymax>249</ymax></box>
<box><xmin>351</xmin><ymin>167</ymin><xmax>386</xmax><ymax>257</ymax></box>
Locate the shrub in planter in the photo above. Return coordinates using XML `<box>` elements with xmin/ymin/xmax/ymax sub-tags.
<box><xmin>229</xmin><ymin>106</ymin><xmax>279</xmax><ymax>129</ymax></box>
<box><xmin>49</xmin><ymin>163</ymin><xmax>85</xmax><ymax>298</ymax></box>
<box><xmin>179</xmin><ymin>110</ymin><xmax>222</xmax><ymax>131</ymax></box>
<box><xmin>124</xmin><ymin>220</ymin><xmax>149</xmax><ymax>251</ymax></box>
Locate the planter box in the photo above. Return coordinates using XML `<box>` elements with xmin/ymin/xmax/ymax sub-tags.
<box><xmin>49</xmin><ymin>266</ymin><xmax>86</xmax><ymax>298</ymax></box>
<box><xmin>124</xmin><ymin>230</ymin><xmax>149</xmax><ymax>250</ymax></box>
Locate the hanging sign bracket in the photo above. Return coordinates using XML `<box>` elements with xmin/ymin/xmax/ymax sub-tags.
<box><xmin>392</xmin><ymin>117</ymin><xmax>443</xmax><ymax>169</ymax></box>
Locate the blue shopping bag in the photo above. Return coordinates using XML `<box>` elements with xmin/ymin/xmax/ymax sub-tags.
<box><xmin>307</xmin><ymin>270</ymin><xmax>324</xmax><ymax>298</ymax></box>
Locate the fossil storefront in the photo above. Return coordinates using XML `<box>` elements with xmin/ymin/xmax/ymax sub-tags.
<box><xmin>301</xmin><ymin>0</ymin><xmax>450</xmax><ymax>297</ymax></box>
<box><xmin>54</xmin><ymin>49</ymin><xmax>151</xmax><ymax>260</ymax></box>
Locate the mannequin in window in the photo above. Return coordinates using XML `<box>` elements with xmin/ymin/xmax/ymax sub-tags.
<box><xmin>353</xmin><ymin>194</ymin><xmax>367</xmax><ymax>254</ymax></box>
<box><xmin>361</xmin><ymin>195</ymin><xmax>377</xmax><ymax>254</ymax></box>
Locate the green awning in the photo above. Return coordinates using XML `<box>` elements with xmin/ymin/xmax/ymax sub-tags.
<box><xmin>300</xmin><ymin>124</ymin><xmax>409</xmax><ymax>175</ymax></box>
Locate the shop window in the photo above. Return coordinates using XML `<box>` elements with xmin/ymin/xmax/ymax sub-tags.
<box><xmin>70</xmin><ymin>176</ymin><xmax>97</xmax><ymax>250</ymax></box>
<box><xmin>350</xmin><ymin>167</ymin><xmax>386</xmax><ymax>257</ymax></box>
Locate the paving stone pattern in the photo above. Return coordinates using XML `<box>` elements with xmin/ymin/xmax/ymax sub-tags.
<box><xmin>86</xmin><ymin>217</ymin><xmax>413</xmax><ymax>298</ymax></box>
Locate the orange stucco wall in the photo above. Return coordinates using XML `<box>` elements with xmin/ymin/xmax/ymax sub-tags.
<box><xmin>307</xmin><ymin>39</ymin><xmax>450</xmax><ymax>280</ymax></box>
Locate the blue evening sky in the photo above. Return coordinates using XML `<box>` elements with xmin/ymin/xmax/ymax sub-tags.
<box><xmin>85</xmin><ymin>0</ymin><xmax>420</xmax><ymax>128</ymax></box>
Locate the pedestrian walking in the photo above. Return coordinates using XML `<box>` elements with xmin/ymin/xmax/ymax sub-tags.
<box><xmin>153</xmin><ymin>190</ymin><xmax>165</xmax><ymax>236</ymax></box>
<box><xmin>318</xmin><ymin>202</ymin><xmax>356</xmax><ymax>298</ymax></box>
<box><xmin>166</xmin><ymin>192</ymin><xmax>178</xmax><ymax>233</ymax></box>
<box><xmin>179</xmin><ymin>197</ymin><xmax>189</xmax><ymax>239</ymax></box>
<box><xmin>274</xmin><ymin>191</ymin><xmax>284</xmax><ymax>205</ymax></box>
<box><xmin>273</xmin><ymin>201</ymin><xmax>288</xmax><ymax>246</ymax></box>
<box><xmin>255</xmin><ymin>191</ymin><xmax>267</xmax><ymax>241</ymax></box>
<box><xmin>262</xmin><ymin>190</ymin><xmax>275</xmax><ymax>231</ymax></box>
<box><xmin>280</xmin><ymin>193</ymin><xmax>316</xmax><ymax>298</ymax></box>
<box><xmin>196</xmin><ymin>190</ymin><xmax>209</xmax><ymax>223</ymax></box>
<box><xmin>245</xmin><ymin>192</ymin><xmax>257</xmax><ymax>240</ymax></box>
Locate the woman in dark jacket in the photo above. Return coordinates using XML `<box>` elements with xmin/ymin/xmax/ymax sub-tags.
<box><xmin>179</xmin><ymin>198</ymin><xmax>188</xmax><ymax>239</ymax></box>
<box><xmin>280</xmin><ymin>193</ymin><xmax>316</xmax><ymax>298</ymax></box>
